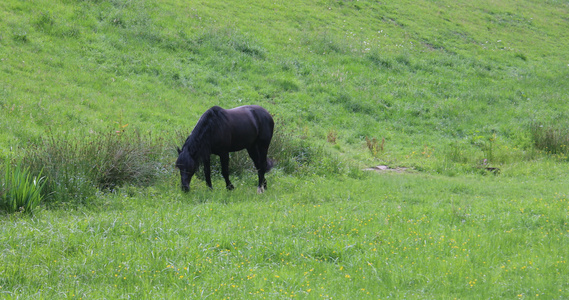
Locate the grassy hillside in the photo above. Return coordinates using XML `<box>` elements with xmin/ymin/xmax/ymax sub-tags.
<box><xmin>2</xmin><ymin>0</ymin><xmax>568</xmax><ymax>159</ymax></box>
<box><xmin>1</xmin><ymin>0</ymin><xmax>569</xmax><ymax>298</ymax></box>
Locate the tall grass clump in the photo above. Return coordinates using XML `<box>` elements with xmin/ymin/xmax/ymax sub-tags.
<box><xmin>0</xmin><ymin>160</ymin><xmax>47</xmax><ymax>214</ymax></box>
<box><xmin>23</xmin><ymin>130</ymin><xmax>168</xmax><ymax>205</ymax></box>
<box><xmin>365</xmin><ymin>136</ymin><xmax>384</xmax><ymax>157</ymax></box>
<box><xmin>530</xmin><ymin>123</ymin><xmax>569</xmax><ymax>156</ymax></box>
<box><xmin>268</xmin><ymin>124</ymin><xmax>323</xmax><ymax>175</ymax></box>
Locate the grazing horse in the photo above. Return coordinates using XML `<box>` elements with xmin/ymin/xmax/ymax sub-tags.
<box><xmin>176</xmin><ymin>105</ymin><xmax>274</xmax><ymax>193</ymax></box>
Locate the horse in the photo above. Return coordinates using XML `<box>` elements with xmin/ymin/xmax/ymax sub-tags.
<box><xmin>176</xmin><ymin>105</ymin><xmax>274</xmax><ymax>193</ymax></box>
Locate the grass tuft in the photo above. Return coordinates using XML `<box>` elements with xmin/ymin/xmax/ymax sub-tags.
<box><xmin>530</xmin><ymin>123</ymin><xmax>569</xmax><ymax>156</ymax></box>
<box><xmin>22</xmin><ymin>129</ymin><xmax>167</xmax><ymax>205</ymax></box>
<box><xmin>1</xmin><ymin>160</ymin><xmax>46</xmax><ymax>214</ymax></box>
<box><xmin>365</xmin><ymin>136</ymin><xmax>384</xmax><ymax>157</ymax></box>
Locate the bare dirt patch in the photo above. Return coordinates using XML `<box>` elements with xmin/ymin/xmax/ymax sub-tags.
<box><xmin>363</xmin><ymin>165</ymin><xmax>411</xmax><ymax>173</ymax></box>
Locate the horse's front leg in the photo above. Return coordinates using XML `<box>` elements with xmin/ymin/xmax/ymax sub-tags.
<box><xmin>203</xmin><ymin>157</ymin><xmax>213</xmax><ymax>189</ymax></box>
<box><xmin>220</xmin><ymin>152</ymin><xmax>234</xmax><ymax>190</ymax></box>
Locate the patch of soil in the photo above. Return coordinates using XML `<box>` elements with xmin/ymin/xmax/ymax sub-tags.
<box><xmin>364</xmin><ymin>165</ymin><xmax>411</xmax><ymax>173</ymax></box>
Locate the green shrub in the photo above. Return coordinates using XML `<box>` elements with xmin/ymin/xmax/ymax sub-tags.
<box><xmin>1</xmin><ymin>160</ymin><xmax>46</xmax><ymax>214</ymax></box>
<box><xmin>530</xmin><ymin>123</ymin><xmax>569</xmax><ymax>155</ymax></box>
<box><xmin>23</xmin><ymin>130</ymin><xmax>167</xmax><ymax>205</ymax></box>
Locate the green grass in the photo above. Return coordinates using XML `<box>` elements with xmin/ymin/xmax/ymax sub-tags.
<box><xmin>1</xmin><ymin>173</ymin><xmax>568</xmax><ymax>298</ymax></box>
<box><xmin>1</xmin><ymin>0</ymin><xmax>569</xmax><ymax>298</ymax></box>
<box><xmin>0</xmin><ymin>161</ymin><xmax>46</xmax><ymax>214</ymax></box>
<box><xmin>21</xmin><ymin>129</ymin><xmax>169</xmax><ymax>205</ymax></box>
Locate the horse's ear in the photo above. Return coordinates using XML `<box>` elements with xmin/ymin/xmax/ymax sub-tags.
<box><xmin>177</xmin><ymin>147</ymin><xmax>182</xmax><ymax>155</ymax></box>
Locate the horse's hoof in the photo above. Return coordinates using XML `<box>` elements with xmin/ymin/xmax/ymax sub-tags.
<box><xmin>257</xmin><ymin>186</ymin><xmax>265</xmax><ymax>194</ymax></box>
<box><xmin>227</xmin><ymin>184</ymin><xmax>235</xmax><ymax>190</ymax></box>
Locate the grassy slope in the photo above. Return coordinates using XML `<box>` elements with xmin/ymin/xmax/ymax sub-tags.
<box><xmin>1</xmin><ymin>0</ymin><xmax>569</xmax><ymax>298</ymax></box>
<box><xmin>1</xmin><ymin>0</ymin><xmax>568</xmax><ymax>155</ymax></box>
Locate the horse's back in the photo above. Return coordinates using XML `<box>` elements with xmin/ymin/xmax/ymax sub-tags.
<box><xmin>244</xmin><ymin>105</ymin><xmax>274</xmax><ymax>139</ymax></box>
<box><xmin>226</xmin><ymin>105</ymin><xmax>274</xmax><ymax>131</ymax></box>
<box><xmin>213</xmin><ymin>105</ymin><xmax>273</xmax><ymax>151</ymax></box>
<box><xmin>227</xmin><ymin>105</ymin><xmax>270</xmax><ymax>117</ymax></box>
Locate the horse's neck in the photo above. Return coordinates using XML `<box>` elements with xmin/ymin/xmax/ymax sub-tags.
<box><xmin>187</xmin><ymin>110</ymin><xmax>221</xmax><ymax>159</ymax></box>
<box><xmin>186</xmin><ymin>135</ymin><xmax>210</xmax><ymax>160</ymax></box>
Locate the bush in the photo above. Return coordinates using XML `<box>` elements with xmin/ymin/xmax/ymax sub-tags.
<box><xmin>530</xmin><ymin>123</ymin><xmax>569</xmax><ymax>155</ymax></box>
<box><xmin>268</xmin><ymin>126</ymin><xmax>319</xmax><ymax>174</ymax></box>
<box><xmin>23</xmin><ymin>130</ymin><xmax>167</xmax><ymax>205</ymax></box>
<box><xmin>1</xmin><ymin>160</ymin><xmax>47</xmax><ymax>214</ymax></box>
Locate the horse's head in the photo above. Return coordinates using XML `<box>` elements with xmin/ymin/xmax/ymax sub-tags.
<box><xmin>176</xmin><ymin>147</ymin><xmax>197</xmax><ymax>192</ymax></box>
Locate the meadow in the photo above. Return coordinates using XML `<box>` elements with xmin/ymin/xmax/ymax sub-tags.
<box><xmin>1</xmin><ymin>0</ymin><xmax>568</xmax><ymax>298</ymax></box>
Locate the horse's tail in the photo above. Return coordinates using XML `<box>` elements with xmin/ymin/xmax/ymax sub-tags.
<box><xmin>266</xmin><ymin>158</ymin><xmax>274</xmax><ymax>173</ymax></box>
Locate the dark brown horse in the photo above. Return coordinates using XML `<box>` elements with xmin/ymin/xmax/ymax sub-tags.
<box><xmin>176</xmin><ymin>105</ymin><xmax>274</xmax><ymax>193</ymax></box>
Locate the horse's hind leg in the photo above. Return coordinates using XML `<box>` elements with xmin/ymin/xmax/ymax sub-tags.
<box><xmin>259</xmin><ymin>147</ymin><xmax>268</xmax><ymax>190</ymax></box>
<box><xmin>219</xmin><ymin>152</ymin><xmax>234</xmax><ymax>190</ymax></box>
<box><xmin>247</xmin><ymin>146</ymin><xmax>267</xmax><ymax>193</ymax></box>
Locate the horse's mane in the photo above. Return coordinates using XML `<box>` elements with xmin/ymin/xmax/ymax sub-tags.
<box><xmin>182</xmin><ymin>106</ymin><xmax>228</xmax><ymax>161</ymax></box>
